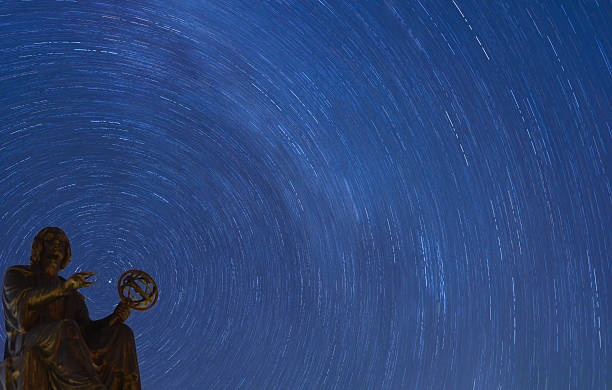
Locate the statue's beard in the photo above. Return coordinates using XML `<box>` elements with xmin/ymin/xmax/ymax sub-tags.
<box><xmin>40</xmin><ymin>256</ymin><xmax>61</xmax><ymax>274</ymax></box>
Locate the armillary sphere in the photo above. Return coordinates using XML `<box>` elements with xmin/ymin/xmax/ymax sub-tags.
<box><xmin>117</xmin><ymin>270</ymin><xmax>158</xmax><ymax>311</ymax></box>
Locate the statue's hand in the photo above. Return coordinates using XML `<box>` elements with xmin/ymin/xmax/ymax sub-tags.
<box><xmin>112</xmin><ymin>301</ymin><xmax>131</xmax><ymax>323</ymax></box>
<box><xmin>63</xmin><ymin>272</ymin><xmax>96</xmax><ymax>291</ymax></box>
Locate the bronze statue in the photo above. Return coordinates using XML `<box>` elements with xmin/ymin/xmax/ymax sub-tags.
<box><xmin>1</xmin><ymin>227</ymin><xmax>141</xmax><ymax>389</ymax></box>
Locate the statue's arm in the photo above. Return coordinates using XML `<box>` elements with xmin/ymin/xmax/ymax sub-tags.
<box><xmin>81</xmin><ymin>311</ymin><xmax>120</xmax><ymax>336</ymax></box>
<box><xmin>88</xmin><ymin>304</ymin><xmax>128</xmax><ymax>328</ymax></box>
<box><xmin>72</xmin><ymin>293</ymin><xmax>107</xmax><ymax>334</ymax></box>
<box><xmin>75</xmin><ymin>295</ymin><xmax>124</xmax><ymax>333</ymax></box>
<box><xmin>2</xmin><ymin>267</ymin><xmax>69</xmax><ymax>330</ymax></box>
<box><xmin>25</xmin><ymin>284</ymin><xmax>69</xmax><ymax>308</ymax></box>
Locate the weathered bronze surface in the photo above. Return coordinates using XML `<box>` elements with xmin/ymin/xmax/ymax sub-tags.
<box><xmin>1</xmin><ymin>227</ymin><xmax>141</xmax><ymax>390</ymax></box>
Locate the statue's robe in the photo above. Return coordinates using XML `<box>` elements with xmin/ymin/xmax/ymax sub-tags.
<box><xmin>1</xmin><ymin>266</ymin><xmax>141</xmax><ymax>390</ymax></box>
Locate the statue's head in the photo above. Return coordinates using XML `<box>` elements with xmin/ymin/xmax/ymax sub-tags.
<box><xmin>30</xmin><ymin>227</ymin><xmax>71</xmax><ymax>271</ymax></box>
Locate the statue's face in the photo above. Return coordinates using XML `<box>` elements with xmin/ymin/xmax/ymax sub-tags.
<box><xmin>40</xmin><ymin>232</ymin><xmax>66</xmax><ymax>274</ymax></box>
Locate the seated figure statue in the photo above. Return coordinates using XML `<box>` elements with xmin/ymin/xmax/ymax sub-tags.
<box><xmin>0</xmin><ymin>227</ymin><xmax>141</xmax><ymax>390</ymax></box>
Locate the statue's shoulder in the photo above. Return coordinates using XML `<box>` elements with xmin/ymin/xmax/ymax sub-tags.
<box><xmin>2</xmin><ymin>265</ymin><xmax>33</xmax><ymax>287</ymax></box>
<box><xmin>5</xmin><ymin>265</ymin><xmax>32</xmax><ymax>275</ymax></box>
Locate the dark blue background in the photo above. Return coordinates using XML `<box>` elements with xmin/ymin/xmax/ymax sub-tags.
<box><xmin>0</xmin><ymin>1</ymin><xmax>609</xmax><ymax>389</ymax></box>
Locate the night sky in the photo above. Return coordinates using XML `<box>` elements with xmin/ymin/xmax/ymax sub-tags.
<box><xmin>0</xmin><ymin>1</ymin><xmax>610</xmax><ymax>389</ymax></box>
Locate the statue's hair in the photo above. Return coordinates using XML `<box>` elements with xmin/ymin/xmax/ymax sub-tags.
<box><xmin>30</xmin><ymin>227</ymin><xmax>71</xmax><ymax>270</ymax></box>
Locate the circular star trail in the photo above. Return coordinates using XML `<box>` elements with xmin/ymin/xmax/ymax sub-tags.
<box><xmin>0</xmin><ymin>1</ymin><xmax>609</xmax><ymax>389</ymax></box>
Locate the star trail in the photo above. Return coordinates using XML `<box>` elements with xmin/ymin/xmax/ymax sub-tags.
<box><xmin>0</xmin><ymin>1</ymin><xmax>609</xmax><ymax>389</ymax></box>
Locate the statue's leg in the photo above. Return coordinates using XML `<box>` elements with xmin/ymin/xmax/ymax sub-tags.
<box><xmin>24</xmin><ymin>319</ymin><xmax>106</xmax><ymax>390</ymax></box>
<box><xmin>21</xmin><ymin>348</ymin><xmax>50</xmax><ymax>390</ymax></box>
<box><xmin>87</xmin><ymin>323</ymin><xmax>141</xmax><ymax>390</ymax></box>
